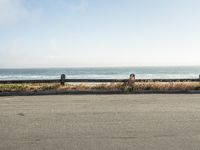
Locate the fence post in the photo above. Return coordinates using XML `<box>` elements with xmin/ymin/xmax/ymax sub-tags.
<box><xmin>60</xmin><ymin>74</ymin><xmax>65</xmax><ymax>85</ymax></box>
<box><xmin>129</xmin><ymin>74</ymin><xmax>135</xmax><ymax>84</ymax></box>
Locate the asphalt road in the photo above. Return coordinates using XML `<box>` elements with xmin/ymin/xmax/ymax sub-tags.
<box><xmin>0</xmin><ymin>94</ymin><xmax>200</xmax><ymax>150</ymax></box>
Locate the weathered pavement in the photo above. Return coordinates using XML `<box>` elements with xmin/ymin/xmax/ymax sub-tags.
<box><xmin>0</xmin><ymin>94</ymin><xmax>200</xmax><ymax>150</ymax></box>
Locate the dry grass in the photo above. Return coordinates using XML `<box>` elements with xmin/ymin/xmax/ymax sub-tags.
<box><xmin>0</xmin><ymin>83</ymin><xmax>60</xmax><ymax>92</ymax></box>
<box><xmin>124</xmin><ymin>82</ymin><xmax>200</xmax><ymax>92</ymax></box>
<box><xmin>0</xmin><ymin>82</ymin><xmax>200</xmax><ymax>92</ymax></box>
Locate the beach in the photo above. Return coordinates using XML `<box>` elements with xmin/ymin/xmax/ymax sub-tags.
<box><xmin>1</xmin><ymin>94</ymin><xmax>200</xmax><ymax>150</ymax></box>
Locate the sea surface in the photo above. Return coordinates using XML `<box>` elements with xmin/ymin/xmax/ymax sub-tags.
<box><xmin>0</xmin><ymin>66</ymin><xmax>199</xmax><ymax>80</ymax></box>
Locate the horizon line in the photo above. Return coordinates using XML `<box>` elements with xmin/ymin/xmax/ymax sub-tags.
<box><xmin>0</xmin><ymin>65</ymin><xmax>200</xmax><ymax>69</ymax></box>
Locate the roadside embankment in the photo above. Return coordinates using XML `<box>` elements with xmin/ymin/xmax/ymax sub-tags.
<box><xmin>0</xmin><ymin>82</ymin><xmax>200</xmax><ymax>96</ymax></box>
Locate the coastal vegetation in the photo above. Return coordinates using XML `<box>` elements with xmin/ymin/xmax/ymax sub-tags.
<box><xmin>0</xmin><ymin>82</ymin><xmax>200</xmax><ymax>93</ymax></box>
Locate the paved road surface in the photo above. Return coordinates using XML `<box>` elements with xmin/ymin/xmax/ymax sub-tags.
<box><xmin>0</xmin><ymin>94</ymin><xmax>200</xmax><ymax>150</ymax></box>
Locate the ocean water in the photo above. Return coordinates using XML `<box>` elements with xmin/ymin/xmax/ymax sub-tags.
<box><xmin>0</xmin><ymin>66</ymin><xmax>199</xmax><ymax>80</ymax></box>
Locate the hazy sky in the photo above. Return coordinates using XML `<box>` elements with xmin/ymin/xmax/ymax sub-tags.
<box><xmin>0</xmin><ymin>0</ymin><xmax>200</xmax><ymax>68</ymax></box>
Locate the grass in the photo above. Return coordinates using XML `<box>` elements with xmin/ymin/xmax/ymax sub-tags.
<box><xmin>0</xmin><ymin>82</ymin><xmax>200</xmax><ymax>93</ymax></box>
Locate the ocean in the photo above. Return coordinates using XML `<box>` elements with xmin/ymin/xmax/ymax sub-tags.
<box><xmin>0</xmin><ymin>66</ymin><xmax>199</xmax><ymax>80</ymax></box>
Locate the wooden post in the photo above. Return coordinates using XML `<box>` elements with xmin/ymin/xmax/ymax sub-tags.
<box><xmin>60</xmin><ymin>74</ymin><xmax>65</xmax><ymax>85</ymax></box>
<box><xmin>129</xmin><ymin>74</ymin><xmax>135</xmax><ymax>84</ymax></box>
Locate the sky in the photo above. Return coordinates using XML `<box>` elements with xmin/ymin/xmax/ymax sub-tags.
<box><xmin>0</xmin><ymin>0</ymin><xmax>200</xmax><ymax>68</ymax></box>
